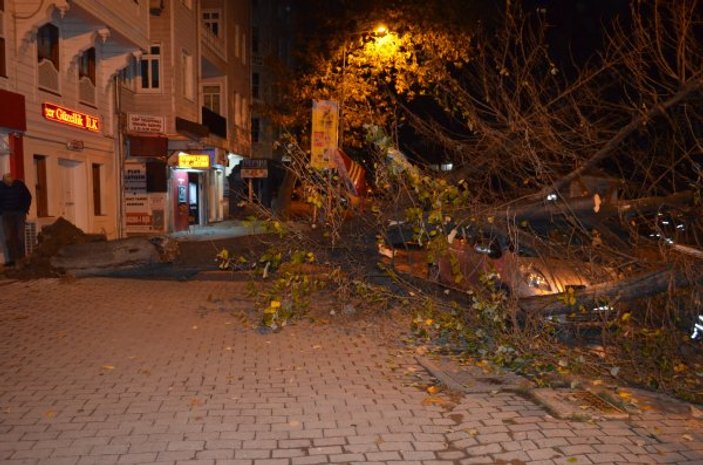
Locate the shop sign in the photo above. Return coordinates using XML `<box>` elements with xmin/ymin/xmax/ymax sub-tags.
<box><xmin>310</xmin><ymin>99</ymin><xmax>338</xmax><ymax>169</ymax></box>
<box><xmin>127</xmin><ymin>113</ymin><xmax>165</xmax><ymax>133</ymax></box>
<box><xmin>241</xmin><ymin>158</ymin><xmax>268</xmax><ymax>178</ymax></box>
<box><xmin>178</xmin><ymin>153</ymin><xmax>210</xmax><ymax>168</ymax></box>
<box><xmin>124</xmin><ymin>164</ymin><xmax>147</xmax><ymax>194</ymax></box>
<box><xmin>124</xmin><ymin>162</ymin><xmax>165</xmax><ymax>233</ymax></box>
<box><xmin>126</xmin><ymin>193</ymin><xmax>166</xmax><ymax>233</ymax></box>
<box><xmin>42</xmin><ymin>103</ymin><xmax>100</xmax><ymax>132</ymax></box>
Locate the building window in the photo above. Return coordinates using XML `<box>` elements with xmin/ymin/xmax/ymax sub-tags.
<box><xmin>242</xmin><ymin>98</ymin><xmax>248</xmax><ymax>128</ymax></box>
<box><xmin>0</xmin><ymin>0</ymin><xmax>6</xmax><ymax>78</ymax></box>
<box><xmin>241</xmin><ymin>31</ymin><xmax>247</xmax><ymax>64</ymax></box>
<box><xmin>252</xmin><ymin>118</ymin><xmax>260</xmax><ymax>143</ymax></box>
<box><xmin>252</xmin><ymin>26</ymin><xmax>259</xmax><ymax>55</ymax></box>
<box><xmin>252</xmin><ymin>73</ymin><xmax>260</xmax><ymax>99</ymax></box>
<box><xmin>78</xmin><ymin>47</ymin><xmax>96</xmax><ymax>104</ymax></box>
<box><xmin>181</xmin><ymin>50</ymin><xmax>193</xmax><ymax>100</ymax></box>
<box><xmin>92</xmin><ymin>163</ymin><xmax>103</xmax><ymax>216</ymax></box>
<box><xmin>34</xmin><ymin>155</ymin><xmax>49</xmax><ymax>217</ymax></box>
<box><xmin>37</xmin><ymin>23</ymin><xmax>59</xmax><ymax>69</ymax></box>
<box><xmin>203</xmin><ymin>9</ymin><xmax>221</xmax><ymax>37</ymax></box>
<box><xmin>140</xmin><ymin>44</ymin><xmax>160</xmax><ymax>90</ymax></box>
<box><xmin>203</xmin><ymin>84</ymin><xmax>221</xmax><ymax>114</ymax></box>
<box><xmin>79</xmin><ymin>47</ymin><xmax>96</xmax><ymax>84</ymax></box>
<box><xmin>234</xmin><ymin>92</ymin><xmax>241</xmax><ymax>126</ymax></box>
<box><xmin>235</xmin><ymin>25</ymin><xmax>240</xmax><ymax>59</ymax></box>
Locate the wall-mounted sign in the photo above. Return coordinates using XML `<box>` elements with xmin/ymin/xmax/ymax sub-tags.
<box><xmin>177</xmin><ymin>153</ymin><xmax>210</xmax><ymax>169</ymax></box>
<box><xmin>127</xmin><ymin>113</ymin><xmax>165</xmax><ymax>133</ymax></box>
<box><xmin>42</xmin><ymin>103</ymin><xmax>100</xmax><ymax>132</ymax></box>
<box><xmin>241</xmin><ymin>158</ymin><xmax>269</xmax><ymax>178</ymax></box>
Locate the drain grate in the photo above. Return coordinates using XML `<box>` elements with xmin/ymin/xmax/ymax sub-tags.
<box><xmin>569</xmin><ymin>390</ymin><xmax>625</xmax><ymax>414</ymax></box>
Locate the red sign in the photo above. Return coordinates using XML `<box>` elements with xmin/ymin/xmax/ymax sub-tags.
<box><xmin>42</xmin><ymin>103</ymin><xmax>100</xmax><ymax>132</ymax></box>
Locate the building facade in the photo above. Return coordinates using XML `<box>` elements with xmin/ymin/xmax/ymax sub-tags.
<box><xmin>118</xmin><ymin>0</ymin><xmax>250</xmax><ymax>235</ymax></box>
<box><xmin>0</xmin><ymin>0</ymin><xmax>150</xmax><ymax>261</ymax></box>
<box><xmin>0</xmin><ymin>0</ymin><xmax>252</xmax><ymax>264</ymax></box>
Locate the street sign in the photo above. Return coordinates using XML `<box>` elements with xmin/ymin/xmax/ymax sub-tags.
<box><xmin>241</xmin><ymin>159</ymin><xmax>268</xmax><ymax>178</ymax></box>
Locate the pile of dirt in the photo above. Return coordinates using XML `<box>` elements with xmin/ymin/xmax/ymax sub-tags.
<box><xmin>4</xmin><ymin>217</ymin><xmax>105</xmax><ymax>279</ymax></box>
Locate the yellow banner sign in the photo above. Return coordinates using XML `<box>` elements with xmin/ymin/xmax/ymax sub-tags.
<box><xmin>178</xmin><ymin>153</ymin><xmax>210</xmax><ymax>168</ymax></box>
<box><xmin>310</xmin><ymin>100</ymin><xmax>339</xmax><ymax>169</ymax></box>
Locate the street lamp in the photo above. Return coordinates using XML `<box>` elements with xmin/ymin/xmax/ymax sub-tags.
<box><xmin>338</xmin><ymin>24</ymin><xmax>391</xmax><ymax>149</ymax></box>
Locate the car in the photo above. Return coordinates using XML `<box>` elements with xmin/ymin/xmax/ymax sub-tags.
<box><xmin>379</xmin><ymin>222</ymin><xmax>612</xmax><ymax>299</ymax></box>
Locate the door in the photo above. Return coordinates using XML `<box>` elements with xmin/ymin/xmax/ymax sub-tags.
<box><xmin>59</xmin><ymin>159</ymin><xmax>87</xmax><ymax>230</ymax></box>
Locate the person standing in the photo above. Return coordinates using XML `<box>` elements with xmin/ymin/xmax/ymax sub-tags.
<box><xmin>0</xmin><ymin>173</ymin><xmax>32</xmax><ymax>266</ymax></box>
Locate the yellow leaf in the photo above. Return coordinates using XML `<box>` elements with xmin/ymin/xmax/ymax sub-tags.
<box><xmin>102</xmin><ymin>364</ymin><xmax>115</xmax><ymax>370</ymax></box>
<box><xmin>567</xmin><ymin>458</ymin><xmax>578</xmax><ymax>463</ymax></box>
<box><xmin>621</xmin><ymin>312</ymin><xmax>631</xmax><ymax>322</ymax></box>
<box><xmin>426</xmin><ymin>385</ymin><xmax>441</xmax><ymax>395</ymax></box>
<box><xmin>44</xmin><ymin>410</ymin><xmax>57</xmax><ymax>419</ymax></box>
<box><xmin>424</xmin><ymin>319</ymin><xmax>434</xmax><ymax>326</ymax></box>
<box><xmin>421</xmin><ymin>396</ymin><xmax>449</xmax><ymax>407</ymax></box>
<box><xmin>618</xmin><ymin>390</ymin><xmax>633</xmax><ymax>401</ymax></box>
<box><xmin>674</xmin><ymin>363</ymin><xmax>687</xmax><ymax>373</ymax></box>
<box><xmin>270</xmin><ymin>300</ymin><xmax>281</xmax><ymax>309</ymax></box>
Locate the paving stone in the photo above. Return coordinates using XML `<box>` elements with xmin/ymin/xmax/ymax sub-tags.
<box><xmin>0</xmin><ymin>278</ymin><xmax>701</xmax><ymax>465</ymax></box>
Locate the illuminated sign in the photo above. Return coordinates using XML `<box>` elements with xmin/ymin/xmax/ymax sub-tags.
<box><xmin>177</xmin><ymin>153</ymin><xmax>211</xmax><ymax>168</ymax></box>
<box><xmin>42</xmin><ymin>103</ymin><xmax>100</xmax><ymax>132</ymax></box>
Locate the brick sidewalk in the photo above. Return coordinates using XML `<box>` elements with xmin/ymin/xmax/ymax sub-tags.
<box><xmin>0</xmin><ymin>278</ymin><xmax>701</xmax><ymax>465</ymax></box>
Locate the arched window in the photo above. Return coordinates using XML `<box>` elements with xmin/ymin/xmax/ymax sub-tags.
<box><xmin>37</xmin><ymin>23</ymin><xmax>59</xmax><ymax>69</ymax></box>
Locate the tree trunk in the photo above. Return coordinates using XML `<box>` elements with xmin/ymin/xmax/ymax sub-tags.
<box><xmin>518</xmin><ymin>266</ymin><xmax>702</xmax><ymax>316</ymax></box>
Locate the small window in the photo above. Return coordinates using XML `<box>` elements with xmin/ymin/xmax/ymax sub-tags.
<box><xmin>252</xmin><ymin>72</ymin><xmax>260</xmax><ymax>99</ymax></box>
<box><xmin>79</xmin><ymin>47</ymin><xmax>96</xmax><ymax>84</ymax></box>
<box><xmin>251</xmin><ymin>118</ymin><xmax>260</xmax><ymax>143</ymax></box>
<box><xmin>252</xmin><ymin>26</ymin><xmax>259</xmax><ymax>54</ymax></box>
<box><xmin>140</xmin><ymin>44</ymin><xmax>160</xmax><ymax>90</ymax></box>
<box><xmin>37</xmin><ymin>23</ymin><xmax>59</xmax><ymax>69</ymax></box>
<box><xmin>203</xmin><ymin>10</ymin><xmax>221</xmax><ymax>37</ymax></box>
<box><xmin>34</xmin><ymin>155</ymin><xmax>49</xmax><ymax>217</ymax></box>
<box><xmin>92</xmin><ymin>163</ymin><xmax>103</xmax><ymax>216</ymax></box>
<box><xmin>181</xmin><ymin>50</ymin><xmax>193</xmax><ymax>100</ymax></box>
<box><xmin>234</xmin><ymin>92</ymin><xmax>241</xmax><ymax>126</ymax></box>
<box><xmin>203</xmin><ymin>84</ymin><xmax>221</xmax><ymax>113</ymax></box>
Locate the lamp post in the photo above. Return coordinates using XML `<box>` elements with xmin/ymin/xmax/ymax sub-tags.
<box><xmin>338</xmin><ymin>24</ymin><xmax>389</xmax><ymax>150</ymax></box>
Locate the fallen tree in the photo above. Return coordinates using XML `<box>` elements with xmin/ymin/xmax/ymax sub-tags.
<box><xmin>519</xmin><ymin>265</ymin><xmax>703</xmax><ymax>317</ymax></box>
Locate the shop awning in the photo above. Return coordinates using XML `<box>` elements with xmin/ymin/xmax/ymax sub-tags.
<box><xmin>175</xmin><ymin>117</ymin><xmax>209</xmax><ymax>140</ymax></box>
<box><xmin>127</xmin><ymin>135</ymin><xmax>168</xmax><ymax>158</ymax></box>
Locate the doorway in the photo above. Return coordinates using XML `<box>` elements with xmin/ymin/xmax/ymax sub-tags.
<box><xmin>188</xmin><ymin>172</ymin><xmax>202</xmax><ymax>225</ymax></box>
<box><xmin>59</xmin><ymin>159</ymin><xmax>87</xmax><ymax>231</ymax></box>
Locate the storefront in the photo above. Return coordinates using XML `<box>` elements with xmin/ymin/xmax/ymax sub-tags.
<box><xmin>169</xmin><ymin>149</ymin><xmax>226</xmax><ymax>232</ymax></box>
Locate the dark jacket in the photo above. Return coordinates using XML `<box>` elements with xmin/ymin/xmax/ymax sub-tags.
<box><xmin>0</xmin><ymin>180</ymin><xmax>32</xmax><ymax>214</ymax></box>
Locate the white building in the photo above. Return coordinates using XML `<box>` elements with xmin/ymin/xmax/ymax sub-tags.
<box><xmin>0</xmin><ymin>0</ymin><xmax>150</xmax><ymax>252</ymax></box>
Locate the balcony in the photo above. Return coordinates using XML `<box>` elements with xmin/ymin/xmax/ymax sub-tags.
<box><xmin>202</xmin><ymin>106</ymin><xmax>227</xmax><ymax>139</ymax></box>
